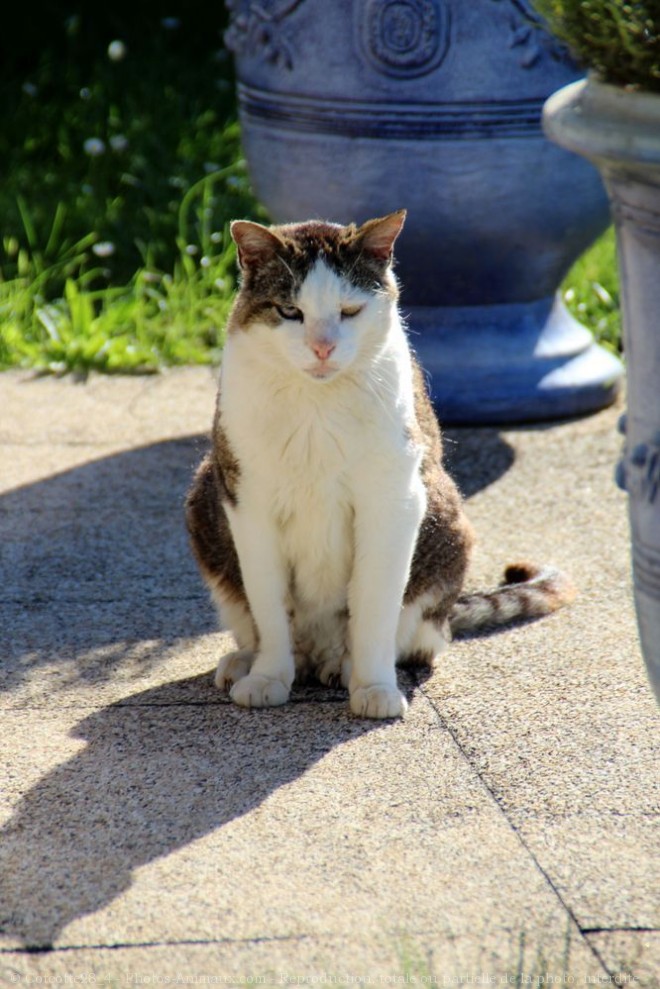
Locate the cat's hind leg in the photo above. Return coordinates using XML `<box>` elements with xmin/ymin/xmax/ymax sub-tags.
<box><xmin>295</xmin><ymin>608</ymin><xmax>352</xmax><ymax>689</ymax></box>
<box><xmin>396</xmin><ymin>593</ymin><xmax>451</xmax><ymax>670</ymax></box>
<box><xmin>317</xmin><ymin>651</ymin><xmax>352</xmax><ymax>689</ymax></box>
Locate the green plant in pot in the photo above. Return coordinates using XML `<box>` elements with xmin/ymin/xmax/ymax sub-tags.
<box><xmin>533</xmin><ymin>0</ymin><xmax>660</xmax><ymax>703</ymax></box>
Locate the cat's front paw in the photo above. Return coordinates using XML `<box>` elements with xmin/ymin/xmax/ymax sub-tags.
<box><xmin>349</xmin><ymin>684</ymin><xmax>408</xmax><ymax>719</ymax></box>
<box><xmin>215</xmin><ymin>649</ymin><xmax>254</xmax><ymax>691</ymax></box>
<box><xmin>230</xmin><ymin>674</ymin><xmax>290</xmax><ymax>709</ymax></box>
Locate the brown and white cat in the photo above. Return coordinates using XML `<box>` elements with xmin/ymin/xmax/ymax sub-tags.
<box><xmin>186</xmin><ymin>210</ymin><xmax>575</xmax><ymax>719</ymax></box>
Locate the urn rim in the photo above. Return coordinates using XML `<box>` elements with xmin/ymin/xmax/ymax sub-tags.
<box><xmin>542</xmin><ymin>75</ymin><xmax>660</xmax><ymax>173</ymax></box>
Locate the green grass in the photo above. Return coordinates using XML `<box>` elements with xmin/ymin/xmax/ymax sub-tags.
<box><xmin>0</xmin><ymin>9</ymin><xmax>622</xmax><ymax>375</ymax></box>
<box><xmin>0</xmin><ymin>168</ymin><xmax>254</xmax><ymax>374</ymax></box>
<box><xmin>562</xmin><ymin>226</ymin><xmax>621</xmax><ymax>355</ymax></box>
<box><xmin>0</xmin><ymin>9</ymin><xmax>264</xmax><ymax>375</ymax></box>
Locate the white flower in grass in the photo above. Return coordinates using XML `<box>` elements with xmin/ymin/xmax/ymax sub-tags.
<box><xmin>22</xmin><ymin>82</ymin><xmax>38</xmax><ymax>97</ymax></box>
<box><xmin>92</xmin><ymin>241</ymin><xmax>115</xmax><ymax>258</ymax></box>
<box><xmin>200</xmin><ymin>256</ymin><xmax>211</xmax><ymax>268</ymax></box>
<box><xmin>110</xmin><ymin>134</ymin><xmax>129</xmax><ymax>152</ymax></box>
<box><xmin>161</xmin><ymin>17</ymin><xmax>181</xmax><ymax>29</ymax></box>
<box><xmin>108</xmin><ymin>40</ymin><xmax>127</xmax><ymax>62</ymax></box>
<box><xmin>210</xmin><ymin>232</ymin><xmax>223</xmax><ymax>244</ymax></box>
<box><xmin>592</xmin><ymin>281</ymin><xmax>613</xmax><ymax>307</ymax></box>
<box><xmin>185</xmin><ymin>245</ymin><xmax>199</xmax><ymax>256</ymax></box>
<box><xmin>80</xmin><ymin>87</ymin><xmax>92</xmax><ymax>100</ymax></box>
<box><xmin>84</xmin><ymin>138</ymin><xmax>106</xmax><ymax>157</ymax></box>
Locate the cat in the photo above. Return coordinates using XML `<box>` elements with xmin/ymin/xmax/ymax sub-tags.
<box><xmin>185</xmin><ymin>210</ymin><xmax>575</xmax><ymax>719</ymax></box>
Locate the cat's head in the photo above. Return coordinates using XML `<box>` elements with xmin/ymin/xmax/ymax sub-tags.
<box><xmin>227</xmin><ymin>211</ymin><xmax>406</xmax><ymax>382</ymax></box>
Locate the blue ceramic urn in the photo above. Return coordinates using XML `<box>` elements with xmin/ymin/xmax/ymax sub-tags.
<box><xmin>225</xmin><ymin>0</ymin><xmax>623</xmax><ymax>423</ymax></box>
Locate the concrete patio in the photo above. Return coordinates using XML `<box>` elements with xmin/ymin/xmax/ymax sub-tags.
<box><xmin>0</xmin><ymin>368</ymin><xmax>658</xmax><ymax>986</ymax></box>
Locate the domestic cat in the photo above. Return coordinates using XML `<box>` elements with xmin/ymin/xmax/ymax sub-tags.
<box><xmin>186</xmin><ymin>210</ymin><xmax>575</xmax><ymax>719</ymax></box>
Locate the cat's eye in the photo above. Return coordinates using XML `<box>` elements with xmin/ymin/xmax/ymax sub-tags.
<box><xmin>275</xmin><ymin>303</ymin><xmax>304</xmax><ymax>322</ymax></box>
<box><xmin>341</xmin><ymin>305</ymin><xmax>364</xmax><ymax>320</ymax></box>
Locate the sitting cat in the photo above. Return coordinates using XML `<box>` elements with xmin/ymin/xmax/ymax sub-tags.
<box><xmin>186</xmin><ymin>210</ymin><xmax>574</xmax><ymax>719</ymax></box>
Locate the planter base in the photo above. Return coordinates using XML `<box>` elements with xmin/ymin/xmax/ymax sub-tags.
<box><xmin>408</xmin><ymin>295</ymin><xmax>623</xmax><ymax>424</ymax></box>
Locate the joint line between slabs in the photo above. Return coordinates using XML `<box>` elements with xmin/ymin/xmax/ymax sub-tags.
<box><xmin>416</xmin><ymin>678</ymin><xmax>618</xmax><ymax>982</ymax></box>
<box><xmin>0</xmin><ymin>934</ymin><xmax>311</xmax><ymax>955</ymax></box>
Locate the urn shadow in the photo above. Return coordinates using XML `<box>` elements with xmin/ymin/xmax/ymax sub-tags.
<box><xmin>443</xmin><ymin>427</ymin><xmax>515</xmax><ymax>499</ymax></box>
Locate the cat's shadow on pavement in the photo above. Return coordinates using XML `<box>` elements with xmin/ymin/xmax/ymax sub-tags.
<box><xmin>0</xmin><ymin>675</ymin><xmax>390</xmax><ymax>950</ymax></box>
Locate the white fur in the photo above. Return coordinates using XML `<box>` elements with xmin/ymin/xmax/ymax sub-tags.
<box><xmin>396</xmin><ymin>591</ymin><xmax>449</xmax><ymax>662</ymax></box>
<box><xmin>218</xmin><ymin>260</ymin><xmax>426</xmax><ymax>718</ymax></box>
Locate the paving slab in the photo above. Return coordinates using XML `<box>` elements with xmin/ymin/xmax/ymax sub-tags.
<box><xmin>1</xmin><ymin>697</ymin><xmax>605</xmax><ymax>977</ymax></box>
<box><xmin>0</xmin><ymin>367</ymin><xmax>218</xmax><ymax>447</ymax></box>
<box><xmin>0</xmin><ymin>368</ymin><xmax>658</xmax><ymax>988</ymax></box>
<box><xmin>586</xmin><ymin>932</ymin><xmax>660</xmax><ymax>989</ymax></box>
<box><xmin>422</xmin><ymin>405</ymin><xmax>660</xmax><ymax>958</ymax></box>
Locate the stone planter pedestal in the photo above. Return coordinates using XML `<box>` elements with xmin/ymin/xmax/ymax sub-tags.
<box><xmin>225</xmin><ymin>0</ymin><xmax>623</xmax><ymax>423</ymax></box>
<box><xmin>545</xmin><ymin>78</ymin><xmax>660</xmax><ymax>703</ymax></box>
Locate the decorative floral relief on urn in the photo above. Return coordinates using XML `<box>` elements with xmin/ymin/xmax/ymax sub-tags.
<box><xmin>616</xmin><ymin>416</ymin><xmax>660</xmax><ymax>505</ymax></box>
<box><xmin>361</xmin><ymin>0</ymin><xmax>450</xmax><ymax>78</ymax></box>
<box><xmin>490</xmin><ymin>0</ymin><xmax>570</xmax><ymax>68</ymax></box>
<box><xmin>224</xmin><ymin>0</ymin><xmax>307</xmax><ymax>69</ymax></box>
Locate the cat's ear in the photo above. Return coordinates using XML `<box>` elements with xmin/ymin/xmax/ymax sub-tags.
<box><xmin>355</xmin><ymin>209</ymin><xmax>406</xmax><ymax>262</ymax></box>
<box><xmin>231</xmin><ymin>220</ymin><xmax>283</xmax><ymax>269</ymax></box>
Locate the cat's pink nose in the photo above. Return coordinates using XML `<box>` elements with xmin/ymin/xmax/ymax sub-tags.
<box><xmin>311</xmin><ymin>339</ymin><xmax>336</xmax><ymax>361</ymax></box>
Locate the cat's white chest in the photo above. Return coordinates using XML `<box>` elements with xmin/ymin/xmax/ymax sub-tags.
<box><xmin>220</xmin><ymin>321</ymin><xmax>419</xmax><ymax>629</ymax></box>
<box><xmin>254</xmin><ymin>394</ymin><xmax>357</xmax><ymax>611</ymax></box>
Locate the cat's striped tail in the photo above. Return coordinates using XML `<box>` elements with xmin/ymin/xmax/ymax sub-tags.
<box><xmin>449</xmin><ymin>562</ymin><xmax>576</xmax><ymax>637</ymax></box>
